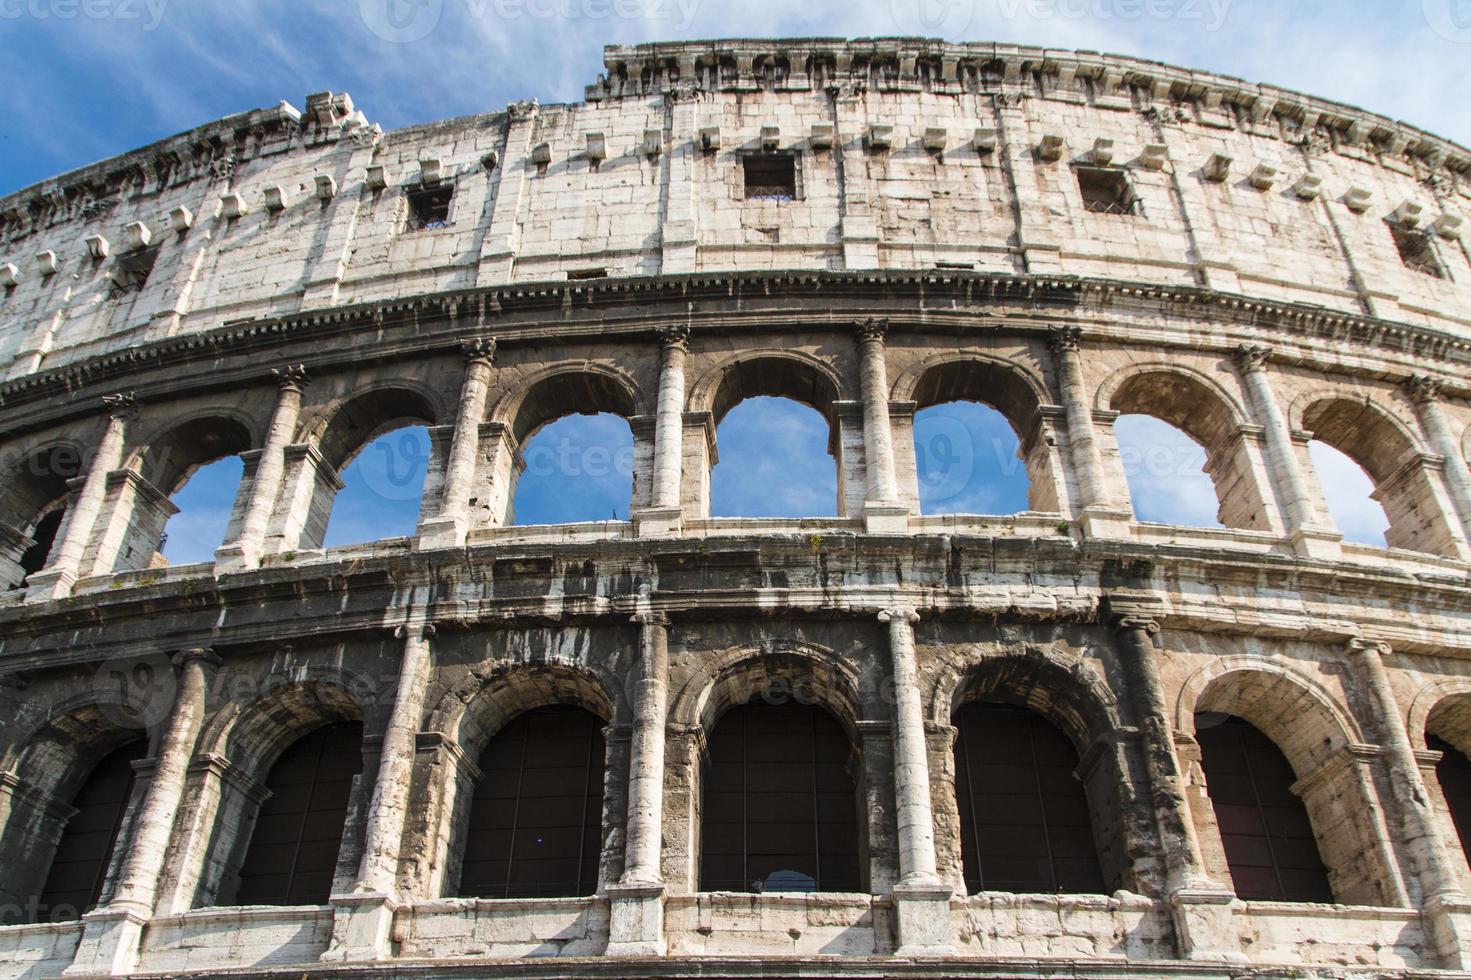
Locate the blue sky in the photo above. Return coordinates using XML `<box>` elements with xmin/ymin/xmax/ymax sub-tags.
<box><xmin>7</xmin><ymin>0</ymin><xmax>1417</xmax><ymax>556</ymax></box>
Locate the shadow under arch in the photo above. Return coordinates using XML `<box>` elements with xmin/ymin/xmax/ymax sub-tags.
<box><xmin>421</xmin><ymin>659</ymin><xmax>621</xmax><ymax>899</ymax></box>
<box><xmin>307</xmin><ymin>385</ymin><xmax>441</xmax><ymax>475</ymax></box>
<box><xmin>0</xmin><ymin>694</ymin><xmax>152</xmax><ymax>923</ymax></box>
<box><xmin>669</xmin><ymin>639</ymin><xmax>866</xmax><ymax>739</ymax></box>
<box><xmin>1100</xmin><ymin>363</ymin><xmax>1270</xmax><ymax>532</ymax></box>
<box><xmin>0</xmin><ymin>439</ymin><xmax>89</xmax><ymax>588</ymax></box>
<box><xmin>895</xmin><ymin>353</ymin><xmax>1059</xmax><ymax>514</ymax></box>
<box><xmin>1174</xmin><ymin>657</ymin><xmax>1400</xmax><ymax>906</ymax></box>
<box><xmin>934</xmin><ymin>648</ymin><xmax>1140</xmax><ymax>894</ymax></box>
<box><xmin>1293</xmin><ymin>394</ymin><xmax>1456</xmax><ymax>555</ymax></box>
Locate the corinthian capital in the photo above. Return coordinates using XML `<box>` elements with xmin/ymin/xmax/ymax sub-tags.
<box><xmin>271</xmin><ymin>364</ymin><xmax>309</xmax><ymax>392</ymax></box>
<box><xmin>1047</xmin><ymin>326</ymin><xmax>1083</xmax><ymax>355</ymax></box>
<box><xmin>103</xmin><ymin>391</ymin><xmax>140</xmax><ymax>420</ymax></box>
<box><xmin>1405</xmin><ymin>375</ymin><xmax>1443</xmax><ymax>405</ymax></box>
<box><xmin>462</xmin><ymin>337</ymin><xmax>497</xmax><ymax>366</ymax></box>
<box><xmin>854</xmin><ymin>317</ymin><xmax>890</xmax><ymax>344</ymax></box>
<box><xmin>659</xmin><ymin>325</ymin><xmax>690</xmax><ymax>351</ymax></box>
<box><xmin>1233</xmin><ymin>345</ymin><xmax>1272</xmax><ymax>372</ymax></box>
<box><xmin>878</xmin><ymin>606</ymin><xmax>920</xmax><ymax>625</ymax></box>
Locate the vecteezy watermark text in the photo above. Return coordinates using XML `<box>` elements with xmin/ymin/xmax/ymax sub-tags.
<box><xmin>994</xmin><ymin>0</ymin><xmax>1233</xmax><ymax>30</ymax></box>
<box><xmin>0</xmin><ymin>0</ymin><xmax>167</xmax><ymax>30</ymax></box>
<box><xmin>359</xmin><ymin>0</ymin><xmax>699</xmax><ymax>44</ymax></box>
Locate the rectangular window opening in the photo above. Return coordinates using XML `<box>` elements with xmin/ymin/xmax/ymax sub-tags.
<box><xmin>406</xmin><ymin>185</ymin><xmax>454</xmax><ymax>231</ymax></box>
<box><xmin>1075</xmin><ymin>166</ymin><xmax>1140</xmax><ymax>216</ymax></box>
<box><xmin>111</xmin><ymin>245</ymin><xmax>160</xmax><ymax>295</ymax></box>
<box><xmin>566</xmin><ymin>268</ymin><xmax>608</xmax><ymax>281</ymax></box>
<box><xmin>743</xmin><ymin>153</ymin><xmax>797</xmax><ymax>201</ymax></box>
<box><xmin>1390</xmin><ymin>225</ymin><xmax>1444</xmax><ymax>279</ymax></box>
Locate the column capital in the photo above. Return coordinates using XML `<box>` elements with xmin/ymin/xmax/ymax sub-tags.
<box><xmin>271</xmin><ymin>364</ymin><xmax>310</xmax><ymax>392</ymax></box>
<box><xmin>394</xmin><ymin>622</ymin><xmax>437</xmax><ymax>641</ymax></box>
<box><xmin>632</xmin><ymin>609</ymin><xmax>670</xmax><ymax>628</ymax></box>
<box><xmin>1046</xmin><ymin>325</ymin><xmax>1083</xmax><ymax>355</ymax></box>
<box><xmin>172</xmin><ymin>647</ymin><xmax>221</xmax><ymax>671</ymax></box>
<box><xmin>854</xmin><ymin>316</ymin><xmax>890</xmax><ymax>344</ymax></box>
<box><xmin>1233</xmin><ymin>344</ymin><xmax>1273</xmax><ymax>372</ymax></box>
<box><xmin>658</xmin><ymin>325</ymin><xmax>690</xmax><ymax>351</ymax></box>
<box><xmin>102</xmin><ymin>391</ymin><xmax>140</xmax><ymax>421</ymax></box>
<box><xmin>1347</xmin><ymin>636</ymin><xmax>1393</xmax><ymax>658</ymax></box>
<box><xmin>461</xmin><ymin>336</ymin><xmax>497</xmax><ymax>365</ymax></box>
<box><xmin>878</xmin><ymin>606</ymin><xmax>919</xmax><ymax>625</ymax></box>
<box><xmin>1102</xmin><ymin>595</ymin><xmax>1163</xmax><ymax>634</ymax></box>
<box><xmin>1405</xmin><ymin>374</ymin><xmax>1444</xmax><ymax>405</ymax></box>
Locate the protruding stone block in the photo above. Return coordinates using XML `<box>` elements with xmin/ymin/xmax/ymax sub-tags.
<box><xmin>314</xmin><ymin>174</ymin><xmax>337</xmax><ymax>200</ymax></box>
<box><xmin>1202</xmin><ymin>152</ymin><xmax>1233</xmax><ymax>182</ymax></box>
<box><xmin>219</xmin><ymin>193</ymin><xmax>247</xmax><ymax>219</ymax></box>
<box><xmin>418</xmin><ymin>155</ymin><xmax>443</xmax><ymax>185</ymax></box>
<box><xmin>585</xmin><ymin>132</ymin><xmax>607</xmax><ymax>161</ymax></box>
<box><xmin>0</xmin><ymin>262</ymin><xmax>19</xmax><ymax>287</ymax></box>
<box><xmin>36</xmin><ymin>249</ymin><xmax>59</xmax><ymax>274</ymax></box>
<box><xmin>1392</xmin><ymin>199</ymin><xmax>1426</xmax><ymax>227</ymax></box>
<box><xmin>605</xmin><ymin>882</ymin><xmax>665</xmax><ymax>957</ymax></box>
<box><xmin>1139</xmin><ymin>143</ymin><xmax>1168</xmax><ymax>170</ymax></box>
<box><xmin>169</xmin><ymin>206</ymin><xmax>194</xmax><ymax>232</ymax></box>
<box><xmin>809</xmin><ymin>122</ymin><xmax>834</xmax><ymax>149</ymax></box>
<box><xmin>891</xmin><ymin>880</ymin><xmax>954</xmax><ymax>955</ymax></box>
<box><xmin>263</xmin><ymin>185</ymin><xmax>286</xmax><ymax>212</ymax></box>
<box><xmin>922</xmin><ymin>126</ymin><xmax>948</xmax><ymax>152</ymax></box>
<box><xmin>84</xmin><ymin>234</ymin><xmax>110</xmax><ymax>258</ymax></box>
<box><xmin>698</xmin><ymin>126</ymin><xmax>720</xmax><ymax>151</ymax></box>
<box><xmin>1344</xmin><ymin>186</ymin><xmax>1374</xmax><ymax>212</ymax></box>
<box><xmin>1038</xmin><ymin>133</ymin><xmax>1066</xmax><ymax>161</ymax></box>
<box><xmin>1292</xmin><ymin>174</ymin><xmax>1323</xmax><ymax>199</ymax></box>
<box><xmin>530</xmin><ymin>142</ymin><xmax>552</xmax><ymax>165</ymax></box>
<box><xmin>867</xmin><ymin>123</ymin><xmax>893</xmax><ymax>150</ymax></box>
<box><xmin>640</xmin><ymin>129</ymin><xmax>662</xmax><ymax>156</ymax></box>
<box><xmin>365</xmin><ymin>164</ymin><xmax>388</xmax><ymax>189</ymax></box>
<box><xmin>759</xmin><ymin>124</ymin><xmax>780</xmax><ymax>151</ymax></box>
<box><xmin>1090</xmin><ymin>137</ymin><xmax>1115</xmax><ymax>165</ymax></box>
<box><xmin>1248</xmin><ymin>163</ymin><xmax>1278</xmax><ymax>190</ymax></box>
<box><xmin>1432</xmin><ymin>212</ymin><xmax>1464</xmax><ymax>238</ymax></box>
<box><xmin>973</xmin><ymin>127</ymin><xmax>998</xmax><ymax>153</ymax></box>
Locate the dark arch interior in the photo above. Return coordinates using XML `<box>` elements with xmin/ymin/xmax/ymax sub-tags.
<box><xmin>140</xmin><ymin>416</ymin><xmax>254</xmax><ymax>495</ymax></box>
<box><xmin>1195</xmin><ymin>713</ymin><xmax>1333</xmax><ymax>903</ymax></box>
<box><xmin>952</xmin><ymin>702</ymin><xmax>1104</xmax><ymax>894</ymax></box>
<box><xmin>36</xmin><ymin>738</ymin><xmax>147</xmax><ymax>922</ymax></box>
<box><xmin>1429</xmin><ymin>733</ymin><xmax>1471</xmax><ymax>867</ymax></box>
<box><xmin>1108</xmin><ymin>372</ymin><xmax>1236</xmax><ymax>451</ymax></box>
<box><xmin>1300</xmin><ymin>399</ymin><xmax>1413</xmax><ymax>487</ymax></box>
<box><xmin>316</xmin><ymin>389</ymin><xmax>437</xmax><ymax>473</ymax></box>
<box><xmin>458</xmin><ymin>704</ymin><xmax>606</xmax><ymax>899</ymax></box>
<box><xmin>910</xmin><ymin>359</ymin><xmax>1041</xmax><ymax>439</ymax></box>
<box><xmin>234</xmin><ymin>721</ymin><xmax>363</xmax><ymax>907</ymax></box>
<box><xmin>18</xmin><ymin>507</ymin><xmax>64</xmax><ymax>581</ymax></box>
<box><xmin>710</xmin><ymin>358</ymin><xmax>838</xmax><ymax>430</ymax></box>
<box><xmin>699</xmin><ymin>700</ymin><xmax>860</xmax><ymax>894</ymax></box>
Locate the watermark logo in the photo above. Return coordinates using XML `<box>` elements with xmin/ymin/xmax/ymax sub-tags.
<box><xmin>888</xmin><ymin>0</ymin><xmax>976</xmax><ymax>38</ymax></box>
<box><xmin>993</xmin><ymin>0</ymin><xmax>1233</xmax><ymax>31</ymax></box>
<box><xmin>359</xmin><ymin>0</ymin><xmax>443</xmax><ymax>43</ymax></box>
<box><xmin>1424</xmin><ymin>0</ymin><xmax>1471</xmax><ymax>42</ymax></box>
<box><xmin>359</xmin><ymin>0</ymin><xmax>699</xmax><ymax>42</ymax></box>
<box><xmin>355</xmin><ymin>429</ymin><xmax>430</xmax><ymax>503</ymax></box>
<box><xmin>0</xmin><ymin>0</ymin><xmax>168</xmax><ymax>30</ymax></box>
<box><xmin>92</xmin><ymin>650</ymin><xmax>177</xmax><ymax>730</ymax></box>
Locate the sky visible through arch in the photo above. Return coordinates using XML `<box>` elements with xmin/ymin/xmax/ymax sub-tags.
<box><xmin>6</xmin><ymin>0</ymin><xmax>1434</xmax><ymax>557</ymax></box>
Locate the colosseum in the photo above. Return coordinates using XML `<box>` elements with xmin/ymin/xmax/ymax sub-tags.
<box><xmin>0</xmin><ymin>34</ymin><xmax>1469</xmax><ymax>979</ymax></box>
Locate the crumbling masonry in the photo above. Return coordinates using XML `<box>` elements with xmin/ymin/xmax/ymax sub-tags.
<box><xmin>0</xmin><ymin>37</ymin><xmax>1470</xmax><ymax>979</ymax></box>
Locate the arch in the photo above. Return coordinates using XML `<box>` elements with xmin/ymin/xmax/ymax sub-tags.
<box><xmin>0</xmin><ymin>696</ymin><xmax>153</xmax><ymax>924</ymax></box>
<box><xmin>305</xmin><ymin>384</ymin><xmax>440</xmax><ymax>474</ymax></box>
<box><xmin>1409</xmin><ymin>679</ymin><xmax>1471</xmax><ymax>754</ymax></box>
<box><xmin>131</xmin><ymin>410</ymin><xmax>256</xmax><ymax>496</ymax></box>
<box><xmin>669</xmin><ymin>640</ymin><xmax>866</xmax><ymax>740</ymax></box>
<box><xmin>0</xmin><ymin>439</ymin><xmax>89</xmax><ymax>588</ymax></box>
<box><xmin>1102</xmin><ymin>364</ymin><xmax>1270</xmax><ymax>532</ymax></box>
<box><xmin>1411</xmin><ymin>683</ymin><xmax>1471</xmax><ymax>889</ymax></box>
<box><xmin>1176</xmin><ymin>659</ymin><xmax>1397</xmax><ymax>906</ymax></box>
<box><xmin>492</xmin><ymin>365</ymin><xmax>642</xmax><ymax>446</ymax></box>
<box><xmin>688</xmin><ymin>351</ymin><xmax>844</xmax><ymax>429</ymax></box>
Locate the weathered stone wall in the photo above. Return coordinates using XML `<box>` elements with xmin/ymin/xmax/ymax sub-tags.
<box><xmin>0</xmin><ymin>35</ymin><xmax>1470</xmax><ymax>980</ymax></box>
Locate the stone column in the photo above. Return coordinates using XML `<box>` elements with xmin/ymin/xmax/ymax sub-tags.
<box><xmin>856</xmin><ymin>319</ymin><xmax>908</xmax><ymax>534</ymax></box>
<box><xmin>65</xmin><ymin>649</ymin><xmax>217</xmax><ymax>977</ymax></box>
<box><xmin>1234</xmin><ymin>346</ymin><xmax>1340</xmax><ymax>559</ymax></box>
<box><xmin>323</xmin><ymin>623</ymin><xmax>435</xmax><ymax>962</ymax></box>
<box><xmin>26</xmin><ymin>393</ymin><xmax>136</xmax><ymax>602</ymax></box>
<box><xmin>1407</xmin><ymin>376</ymin><xmax>1471</xmax><ymax>536</ymax></box>
<box><xmin>879</xmin><ymin>606</ymin><xmax>953</xmax><ymax>954</ymax></box>
<box><xmin>635</xmin><ymin>327</ymin><xmax>688</xmax><ymax>538</ymax></box>
<box><xmin>1344</xmin><ymin>637</ymin><xmax>1471</xmax><ymax>969</ymax></box>
<box><xmin>216</xmin><ymin>366</ymin><xmax>308</xmax><ymax>570</ymax></box>
<box><xmin>1048</xmin><ymin>328</ymin><xmax>1129</xmax><ymax>537</ymax></box>
<box><xmin>1104</xmin><ymin>597</ymin><xmax>1243</xmax><ymax>963</ymax></box>
<box><xmin>607</xmin><ymin>611</ymin><xmax>669</xmax><ymax>955</ymax></box>
<box><xmin>419</xmin><ymin>340</ymin><xmax>496</xmax><ymax>549</ymax></box>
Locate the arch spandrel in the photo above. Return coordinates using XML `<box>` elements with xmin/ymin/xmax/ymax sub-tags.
<box><xmin>687</xmin><ymin>351</ymin><xmax>846</xmax><ymax>429</ymax></box>
<box><xmin>892</xmin><ymin>351</ymin><xmax>1052</xmax><ymax>437</ymax></box>
<box><xmin>489</xmin><ymin>362</ymin><xmax>645</xmax><ymax>446</ymax></box>
<box><xmin>194</xmin><ymin>667</ymin><xmax>372</xmax><ymax>776</ymax></box>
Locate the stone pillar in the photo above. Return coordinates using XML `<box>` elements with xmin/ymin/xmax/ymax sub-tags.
<box><xmin>607</xmin><ymin>611</ymin><xmax>669</xmax><ymax>956</ymax></box>
<box><xmin>635</xmin><ymin>327</ymin><xmax>688</xmax><ymax>538</ymax></box>
<box><xmin>1048</xmin><ymin>328</ymin><xmax>1129</xmax><ymax>537</ymax></box>
<box><xmin>1407</xmin><ymin>376</ymin><xmax>1471</xmax><ymax>537</ymax></box>
<box><xmin>1104</xmin><ymin>597</ymin><xmax>1244</xmax><ymax>963</ymax></box>
<box><xmin>879</xmin><ymin>606</ymin><xmax>953</xmax><ymax>955</ymax></box>
<box><xmin>1345</xmin><ymin>637</ymin><xmax>1471</xmax><ymax>968</ymax></box>
<box><xmin>216</xmin><ymin>366</ymin><xmax>308</xmax><ymax>570</ymax></box>
<box><xmin>323</xmin><ymin>623</ymin><xmax>435</xmax><ymax>963</ymax></box>
<box><xmin>26</xmin><ymin>393</ymin><xmax>136</xmax><ymax>602</ymax></box>
<box><xmin>1234</xmin><ymin>346</ymin><xmax>1341</xmax><ymax>559</ymax></box>
<box><xmin>419</xmin><ymin>340</ymin><xmax>497</xmax><ymax>548</ymax></box>
<box><xmin>65</xmin><ymin>649</ymin><xmax>217</xmax><ymax>977</ymax></box>
<box><xmin>857</xmin><ymin>319</ymin><xmax>909</xmax><ymax>534</ymax></box>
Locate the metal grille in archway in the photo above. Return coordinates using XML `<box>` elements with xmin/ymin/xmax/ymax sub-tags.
<box><xmin>37</xmin><ymin>738</ymin><xmax>146</xmax><ymax>922</ymax></box>
<box><xmin>1196</xmin><ymin>713</ymin><xmax>1333</xmax><ymax>903</ymax></box>
<box><xmin>459</xmin><ymin>705</ymin><xmax>606</xmax><ymax>899</ymax></box>
<box><xmin>235</xmin><ymin>721</ymin><xmax>363</xmax><ymax>906</ymax></box>
<box><xmin>953</xmin><ymin>702</ymin><xmax>1105</xmax><ymax>894</ymax></box>
<box><xmin>699</xmin><ymin>700</ymin><xmax>861</xmax><ymax>894</ymax></box>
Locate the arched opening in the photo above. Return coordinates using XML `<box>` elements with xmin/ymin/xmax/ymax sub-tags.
<box><xmin>323</xmin><ymin>425</ymin><xmax>430</xmax><ymax>547</ymax></box>
<box><xmin>711</xmin><ymin>397</ymin><xmax>836</xmax><ymax>518</ymax></box>
<box><xmin>1301</xmin><ymin>398</ymin><xmax>1454</xmax><ymax>555</ymax></box>
<box><xmin>458</xmin><ymin>705</ymin><xmax>605</xmax><ymax>899</ymax></box>
<box><xmin>504</xmin><ymin>372</ymin><xmax>638</xmax><ymax>526</ymax></box>
<box><xmin>0</xmin><ymin>443</ymin><xmax>86</xmax><ymax>589</ymax></box>
<box><xmin>35</xmin><ymin>738</ymin><xmax>147</xmax><ymax>922</ymax></box>
<box><xmin>1114</xmin><ymin>415</ymin><xmax>1223</xmax><ymax>528</ymax></box>
<box><xmin>234</xmin><ymin>721</ymin><xmax>364</xmax><ymax>906</ymax></box>
<box><xmin>1428</xmin><ymin>734</ymin><xmax>1471</xmax><ymax>867</ymax></box>
<box><xmin>700</xmin><ymin>699</ymin><xmax>860</xmax><ymax>893</ymax></box>
<box><xmin>953</xmin><ymin>702</ymin><xmax>1104</xmax><ymax>894</ymax></box>
<box><xmin>1423</xmin><ymin>695</ymin><xmax>1471</xmax><ymax>882</ymax></box>
<box><xmin>1107</xmin><ymin>371</ymin><xmax>1267</xmax><ymax>531</ymax></box>
<box><xmin>119</xmin><ymin>416</ymin><xmax>254</xmax><ymax>572</ymax></box>
<box><xmin>304</xmin><ymin>387</ymin><xmax>437</xmax><ymax>550</ymax></box>
<box><xmin>907</xmin><ymin>358</ymin><xmax>1053</xmax><ymax>515</ymax></box>
<box><xmin>1194</xmin><ymin>713</ymin><xmax>1333</xmax><ymax>903</ymax></box>
<box><xmin>1307</xmin><ymin>440</ymin><xmax>1388</xmax><ymax>548</ymax></box>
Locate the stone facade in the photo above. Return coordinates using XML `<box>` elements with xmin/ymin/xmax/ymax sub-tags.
<box><xmin>0</xmin><ymin>36</ymin><xmax>1469</xmax><ymax>979</ymax></box>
